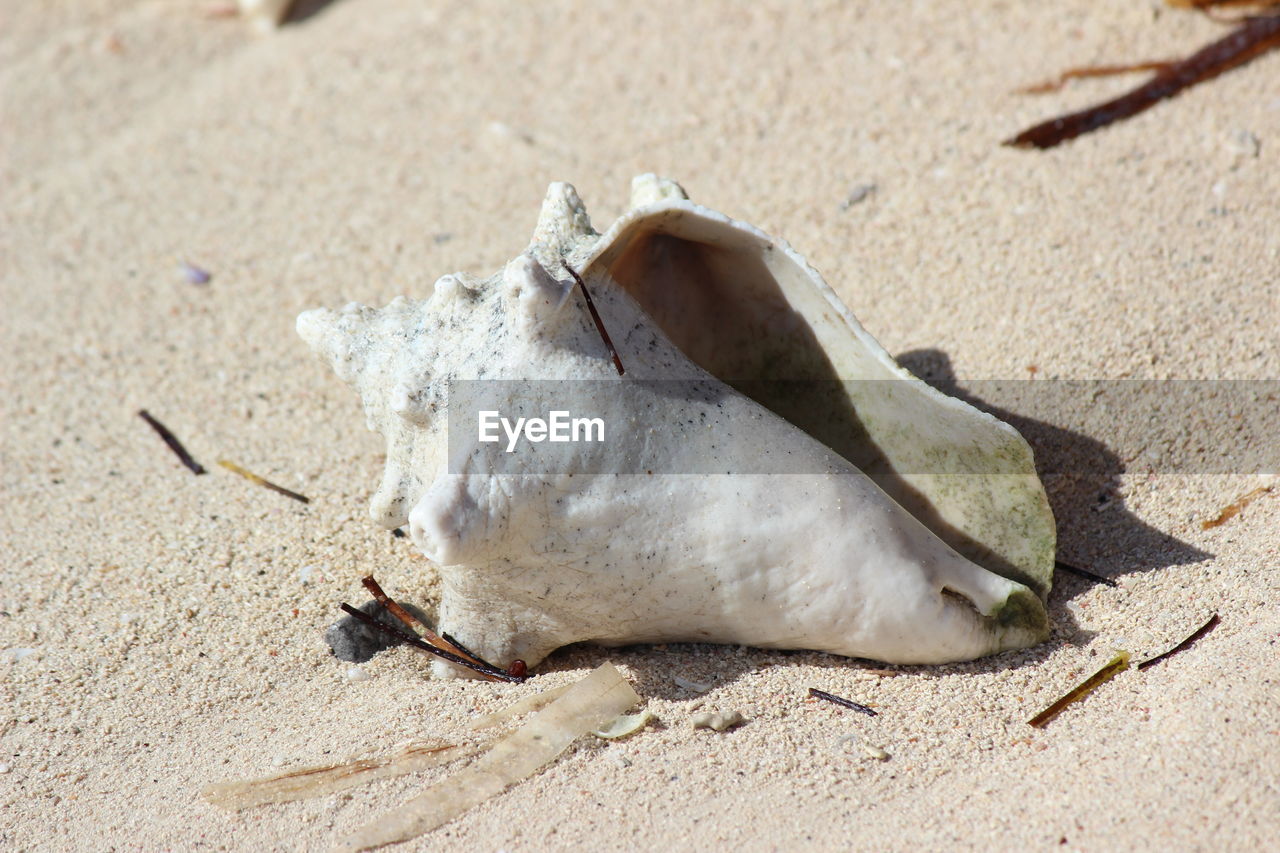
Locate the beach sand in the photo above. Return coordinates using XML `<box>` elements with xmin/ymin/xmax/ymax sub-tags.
<box><xmin>3</xmin><ymin>1</ymin><xmax>1278</xmax><ymax>849</ymax></box>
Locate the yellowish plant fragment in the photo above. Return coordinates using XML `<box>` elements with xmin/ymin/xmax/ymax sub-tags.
<box><xmin>1028</xmin><ymin>651</ymin><xmax>1131</xmax><ymax>729</ymax></box>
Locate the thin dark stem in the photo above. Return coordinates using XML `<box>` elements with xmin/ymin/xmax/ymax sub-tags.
<box><xmin>1007</xmin><ymin>13</ymin><xmax>1280</xmax><ymax>149</ymax></box>
<box><xmin>1137</xmin><ymin>613</ymin><xmax>1220</xmax><ymax>670</ymax></box>
<box><xmin>138</xmin><ymin>409</ymin><xmax>206</xmax><ymax>475</ymax></box>
<box><xmin>359</xmin><ymin>576</ymin><xmax>483</xmax><ymax>667</ymax></box>
<box><xmin>440</xmin><ymin>631</ymin><xmax>482</xmax><ymax>662</ymax></box>
<box><xmin>338</xmin><ymin>603</ymin><xmax>525</xmax><ymax>683</ymax></box>
<box><xmin>1055</xmin><ymin>560</ymin><xmax>1119</xmax><ymax>588</ymax></box>
<box><xmin>562</xmin><ymin>260</ymin><xmax>625</xmax><ymax>376</ymax></box>
<box><xmin>439</xmin><ymin>630</ymin><xmax>527</xmax><ymax>678</ymax></box>
<box><xmin>808</xmin><ymin>687</ymin><xmax>878</xmax><ymax>717</ymax></box>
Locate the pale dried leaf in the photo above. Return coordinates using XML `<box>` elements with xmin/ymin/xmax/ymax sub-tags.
<box><xmin>202</xmin><ymin>741</ymin><xmax>475</xmax><ymax>810</ymax></box>
<box><xmin>467</xmin><ymin>682</ymin><xmax>573</xmax><ymax>731</ymax></box>
<box><xmin>337</xmin><ymin>663</ymin><xmax>639</xmax><ymax>850</ymax></box>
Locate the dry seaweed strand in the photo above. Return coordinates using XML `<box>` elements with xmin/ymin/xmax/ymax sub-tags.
<box><xmin>1028</xmin><ymin>651</ymin><xmax>1130</xmax><ymax>728</ymax></box>
<box><xmin>137</xmin><ymin>409</ymin><xmax>205</xmax><ymax>475</ymax></box>
<box><xmin>337</xmin><ymin>662</ymin><xmax>639</xmax><ymax>850</ymax></box>
<box><xmin>202</xmin><ymin>741</ymin><xmax>478</xmax><ymax>810</ymax></box>
<box><xmin>1007</xmin><ymin>11</ymin><xmax>1280</xmax><ymax>149</ymax></box>
<box><xmin>1015</xmin><ymin>61</ymin><xmax>1173</xmax><ymax>95</ymax></box>
<box><xmin>1137</xmin><ymin>613</ymin><xmax>1220</xmax><ymax>670</ymax></box>
<box><xmin>562</xmin><ymin>260</ymin><xmax>625</xmax><ymax>376</ymax></box>
<box><xmin>809</xmin><ymin>687</ymin><xmax>878</xmax><ymax>717</ymax></box>
<box><xmin>356</xmin><ymin>575</ymin><xmax>528</xmax><ymax>680</ymax></box>
<box><xmin>359</xmin><ymin>576</ymin><xmax>483</xmax><ymax>664</ymax></box>
<box><xmin>437</xmin><ymin>630</ymin><xmax>530</xmax><ymax>679</ymax></box>
<box><xmin>338</xmin><ymin>603</ymin><xmax>524</xmax><ymax>683</ymax></box>
<box><xmin>217</xmin><ymin>460</ymin><xmax>310</xmax><ymax>503</ymax></box>
<box><xmin>1055</xmin><ymin>559</ymin><xmax>1119</xmax><ymax>588</ymax></box>
<box><xmin>1167</xmin><ymin>0</ymin><xmax>1277</xmax><ymax>10</ymax></box>
<box><xmin>1202</xmin><ymin>484</ymin><xmax>1273</xmax><ymax>529</ymax></box>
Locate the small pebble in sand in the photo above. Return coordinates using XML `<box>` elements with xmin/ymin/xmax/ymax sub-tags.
<box><xmin>692</xmin><ymin>711</ymin><xmax>744</xmax><ymax>732</ymax></box>
<box><xmin>674</xmin><ymin>675</ymin><xmax>713</xmax><ymax>693</ymax></box>
<box><xmin>1224</xmin><ymin>129</ymin><xmax>1260</xmax><ymax>160</ymax></box>
<box><xmin>0</xmin><ymin>763</ymin><xmax>10</xmax><ymax>773</ymax></box>
<box><xmin>179</xmin><ymin>260</ymin><xmax>211</xmax><ymax>285</ymax></box>
<box><xmin>345</xmin><ymin>666</ymin><xmax>371</xmax><ymax>682</ymax></box>
<box><xmin>840</xmin><ymin>182</ymin><xmax>877</xmax><ymax>210</ymax></box>
<box><xmin>861</xmin><ymin>743</ymin><xmax>890</xmax><ymax>761</ymax></box>
<box><xmin>2</xmin><ymin>648</ymin><xmax>37</xmax><ymax>664</ymax></box>
<box><xmin>326</xmin><ymin>599</ymin><xmax>422</xmax><ymax>663</ymax></box>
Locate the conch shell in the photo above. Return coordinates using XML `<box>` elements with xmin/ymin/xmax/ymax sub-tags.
<box><xmin>299</xmin><ymin>175</ymin><xmax>1055</xmax><ymax>673</ymax></box>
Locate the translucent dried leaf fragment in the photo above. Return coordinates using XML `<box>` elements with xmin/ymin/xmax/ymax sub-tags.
<box><xmin>467</xmin><ymin>683</ymin><xmax>573</xmax><ymax>731</ymax></box>
<box><xmin>338</xmin><ymin>662</ymin><xmax>639</xmax><ymax>850</ymax></box>
<box><xmin>202</xmin><ymin>741</ymin><xmax>473</xmax><ymax>810</ymax></box>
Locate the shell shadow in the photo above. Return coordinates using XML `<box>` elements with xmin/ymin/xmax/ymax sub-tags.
<box><xmin>521</xmin><ymin>618</ymin><xmax>1080</xmax><ymax>699</ymax></box>
<box><xmin>894</xmin><ymin>348</ymin><xmax>1211</xmax><ymax>583</ymax></box>
<box><xmin>284</xmin><ymin>0</ymin><xmax>343</xmax><ymax>25</ymax></box>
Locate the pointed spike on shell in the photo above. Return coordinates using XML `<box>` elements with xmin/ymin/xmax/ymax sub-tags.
<box><xmin>297</xmin><ymin>307</ymin><xmax>352</xmax><ymax>378</ymax></box>
<box><xmin>295</xmin><ymin>307</ymin><xmax>336</xmax><ymax>354</ymax></box>
<box><xmin>503</xmin><ymin>253</ymin><xmax>573</xmax><ymax>332</ymax></box>
<box><xmin>369</xmin><ymin>464</ymin><xmax>413</xmax><ymax>529</ymax></box>
<box><xmin>629</xmin><ymin>173</ymin><xmax>689</xmax><ymax>208</ymax></box>
<box><xmin>388</xmin><ymin>382</ymin><xmax>426</xmax><ymax>424</ymax></box>
<box><xmin>530</xmin><ymin>182</ymin><xmax>597</xmax><ymax>265</ymax></box>
<box><xmin>431</xmin><ymin>274</ymin><xmax>467</xmax><ymax>305</ymax></box>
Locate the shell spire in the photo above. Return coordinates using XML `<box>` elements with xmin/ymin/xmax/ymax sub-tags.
<box><xmin>529</xmin><ymin>181</ymin><xmax>598</xmax><ymax>270</ymax></box>
<box><xmin>297</xmin><ymin>303</ymin><xmax>370</xmax><ymax>387</ymax></box>
<box><xmin>629</xmin><ymin>173</ymin><xmax>689</xmax><ymax>209</ymax></box>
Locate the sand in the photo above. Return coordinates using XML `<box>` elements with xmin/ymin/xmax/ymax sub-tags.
<box><xmin>3</xmin><ymin>1</ymin><xmax>1278</xmax><ymax>849</ymax></box>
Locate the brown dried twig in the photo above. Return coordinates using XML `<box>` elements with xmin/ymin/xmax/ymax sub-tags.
<box><xmin>340</xmin><ymin>576</ymin><xmax>528</xmax><ymax>682</ymax></box>
<box><xmin>1202</xmin><ymin>484</ymin><xmax>1274</xmax><ymax>529</ymax></box>
<box><xmin>1007</xmin><ymin>12</ymin><xmax>1280</xmax><ymax>149</ymax></box>
<box><xmin>1015</xmin><ymin>61</ymin><xmax>1174</xmax><ymax>95</ymax></box>
<box><xmin>339</xmin><ymin>604</ymin><xmax>526</xmax><ymax>683</ymax></box>
<box><xmin>359</xmin><ymin>576</ymin><xmax>484</xmax><ymax>668</ymax></box>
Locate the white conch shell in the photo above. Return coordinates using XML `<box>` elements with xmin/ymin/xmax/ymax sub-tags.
<box><xmin>298</xmin><ymin>176</ymin><xmax>1055</xmax><ymax>673</ymax></box>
